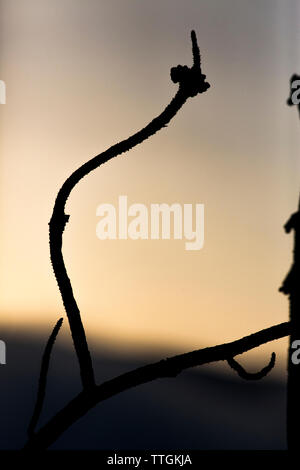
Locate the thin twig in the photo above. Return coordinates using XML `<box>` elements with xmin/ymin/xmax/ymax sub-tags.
<box><xmin>227</xmin><ymin>352</ymin><xmax>276</xmax><ymax>380</ymax></box>
<box><xmin>281</xmin><ymin>75</ymin><xmax>300</xmax><ymax>449</ymax></box>
<box><xmin>23</xmin><ymin>321</ymin><xmax>290</xmax><ymax>450</ymax></box>
<box><xmin>27</xmin><ymin>318</ymin><xmax>63</xmax><ymax>438</ymax></box>
<box><xmin>191</xmin><ymin>30</ymin><xmax>201</xmax><ymax>69</ymax></box>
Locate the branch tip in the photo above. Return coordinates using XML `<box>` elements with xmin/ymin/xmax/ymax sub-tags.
<box><xmin>191</xmin><ymin>30</ymin><xmax>201</xmax><ymax>69</ymax></box>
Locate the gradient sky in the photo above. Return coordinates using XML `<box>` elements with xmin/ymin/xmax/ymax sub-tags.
<box><xmin>1</xmin><ymin>0</ymin><xmax>300</xmax><ymax>372</ymax></box>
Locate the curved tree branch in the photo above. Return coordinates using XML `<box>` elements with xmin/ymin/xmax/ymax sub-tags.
<box><xmin>227</xmin><ymin>352</ymin><xmax>276</xmax><ymax>380</ymax></box>
<box><xmin>49</xmin><ymin>30</ymin><xmax>210</xmax><ymax>390</ymax></box>
<box><xmin>23</xmin><ymin>321</ymin><xmax>290</xmax><ymax>450</ymax></box>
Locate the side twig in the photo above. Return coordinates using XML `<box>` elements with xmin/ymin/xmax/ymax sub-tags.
<box><xmin>27</xmin><ymin>318</ymin><xmax>63</xmax><ymax>438</ymax></box>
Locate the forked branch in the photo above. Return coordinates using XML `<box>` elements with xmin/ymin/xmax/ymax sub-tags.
<box><xmin>24</xmin><ymin>321</ymin><xmax>290</xmax><ymax>450</ymax></box>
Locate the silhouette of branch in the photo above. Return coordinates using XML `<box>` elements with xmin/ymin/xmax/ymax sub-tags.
<box><xmin>27</xmin><ymin>31</ymin><xmax>291</xmax><ymax>451</ymax></box>
<box><xmin>23</xmin><ymin>321</ymin><xmax>290</xmax><ymax>450</ymax></box>
<box><xmin>227</xmin><ymin>352</ymin><xmax>276</xmax><ymax>380</ymax></box>
<box><xmin>48</xmin><ymin>30</ymin><xmax>210</xmax><ymax>390</ymax></box>
<box><xmin>27</xmin><ymin>318</ymin><xmax>63</xmax><ymax>438</ymax></box>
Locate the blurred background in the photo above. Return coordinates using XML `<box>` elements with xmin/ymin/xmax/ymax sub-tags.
<box><xmin>0</xmin><ymin>0</ymin><xmax>299</xmax><ymax>449</ymax></box>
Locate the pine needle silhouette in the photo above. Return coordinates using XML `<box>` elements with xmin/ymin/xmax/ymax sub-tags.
<box><xmin>24</xmin><ymin>32</ymin><xmax>297</xmax><ymax>450</ymax></box>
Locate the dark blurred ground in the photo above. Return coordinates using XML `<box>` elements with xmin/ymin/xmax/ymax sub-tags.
<box><xmin>0</xmin><ymin>328</ymin><xmax>287</xmax><ymax>450</ymax></box>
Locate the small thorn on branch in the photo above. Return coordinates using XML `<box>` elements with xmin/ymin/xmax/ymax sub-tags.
<box><xmin>227</xmin><ymin>352</ymin><xmax>276</xmax><ymax>380</ymax></box>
